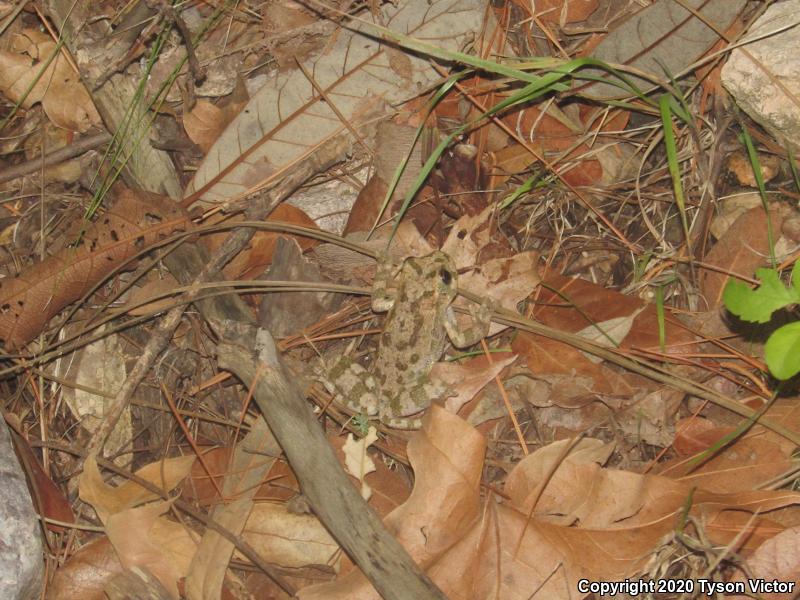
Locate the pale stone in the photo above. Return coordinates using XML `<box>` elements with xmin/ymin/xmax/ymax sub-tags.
<box><xmin>722</xmin><ymin>0</ymin><xmax>800</xmax><ymax>151</ymax></box>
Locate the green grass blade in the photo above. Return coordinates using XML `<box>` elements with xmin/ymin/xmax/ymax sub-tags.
<box><xmin>788</xmin><ymin>144</ymin><xmax>800</xmax><ymax>193</ymax></box>
<box><xmin>369</xmin><ymin>73</ymin><xmax>463</xmax><ymax>237</ymax></box>
<box><xmin>655</xmin><ymin>285</ymin><xmax>666</xmax><ymax>353</ymax></box>
<box><xmin>498</xmin><ymin>175</ymin><xmax>551</xmax><ymax>210</ymax></box>
<box><xmin>658</xmin><ymin>94</ymin><xmax>691</xmax><ymax>253</ymax></box>
<box><xmin>386</xmin><ymin>66</ymin><xmax>582</xmax><ymax>243</ymax></box>
<box><xmin>740</xmin><ymin>127</ymin><xmax>776</xmax><ymax>268</ymax></box>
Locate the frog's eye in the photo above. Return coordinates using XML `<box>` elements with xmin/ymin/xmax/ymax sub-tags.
<box><xmin>439</xmin><ymin>268</ymin><xmax>453</xmax><ymax>286</ymax></box>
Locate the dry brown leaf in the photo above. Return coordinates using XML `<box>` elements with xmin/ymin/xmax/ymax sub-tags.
<box><xmin>183</xmin><ymin>98</ymin><xmax>247</xmax><ymax>154</ymax></box>
<box><xmin>330</xmin><ymin>435</ymin><xmax>412</xmax><ymax>519</ymax></box>
<box><xmin>759</xmin><ymin>398</ymin><xmax>800</xmax><ymax>455</ymax></box>
<box><xmin>0</xmin><ymin>30</ymin><xmax>100</xmax><ymax>132</ymax></box>
<box><xmin>671</xmin><ymin>416</ymin><xmax>723</xmax><ymax>455</ymax></box>
<box><xmin>581</xmin><ymin>0</ymin><xmax>746</xmax><ymax>100</ymax></box>
<box><xmin>47</xmin><ymin>537</ymin><xmax>123</xmax><ymax>600</ymax></box>
<box><xmin>730</xmin><ymin>525</ymin><xmax>800</xmax><ymax>599</ymax></box>
<box><xmin>457</xmin><ymin>250</ymin><xmax>540</xmax><ymax>336</ymax></box>
<box><xmin>184</xmin><ymin>418</ymin><xmax>281</xmax><ymax>600</ymax></box>
<box><xmin>512</xmin><ymin>332</ymin><xmax>639</xmax><ymax>398</ymax></box>
<box><xmin>487</xmin><ymin>143</ymin><xmax>539</xmax><ymax>184</ymax></box>
<box><xmin>298</xmin><ymin>409</ymin><xmax>800</xmax><ymax>599</ymax></box>
<box><xmin>299</xmin><ymin>406</ymin><xmax>484</xmax><ymax>598</ymax></box>
<box><xmin>433</xmin><ymin>353</ymin><xmax>516</xmax><ymax>415</ymax></box>
<box><xmin>709</xmin><ymin>192</ymin><xmax>763</xmax><ymax>239</ymax></box>
<box><xmin>508</xmin><ymin>453</ymin><xmax>799</xmax><ymax>536</ymax></box>
<box><xmin>183</xmin><ymin>100</ymin><xmax>228</xmax><ymax>153</ymax></box>
<box><xmin>504</xmin><ymin>437</ymin><xmax>615</xmax><ymax>520</ymax></box>
<box><xmin>263</xmin><ymin>1</ymin><xmax>317</xmax><ymax>31</ymax></box>
<box><xmin>21</xmin><ymin>125</ymin><xmax>83</xmax><ymax>184</ymax></box>
<box><xmin>202</xmin><ymin>203</ymin><xmax>318</xmax><ymax>280</ymax></box>
<box><xmin>240</xmin><ymin>502</ymin><xmax>339</xmax><ymax>569</ymax></box>
<box><xmin>79</xmin><ymin>453</ymin><xmax>196</xmax><ymax>524</ymax></box>
<box><xmin>501</xmin><ymin>105</ymin><xmax>604</xmax><ymax>186</ymax></box>
<box><xmin>727</xmin><ymin>152</ymin><xmax>781</xmax><ymax>187</ymax></box>
<box><xmin>678</xmin><ymin>436</ymin><xmax>791</xmax><ymax>493</ymax></box>
<box><xmin>519</xmin><ymin>0</ymin><xmax>598</xmax><ymax>24</ymax></box>
<box><xmin>535</xmin><ymin>272</ymin><xmax>697</xmax><ymax>353</ymax></box>
<box><xmin>0</xmin><ymin>188</ymin><xmax>190</xmax><ymax>348</ymax></box>
<box><xmin>181</xmin><ymin>435</ymin><xmax>410</xmax><ymax>520</ymax></box>
<box><xmin>440</xmin><ymin>205</ymin><xmax>495</xmax><ymax>268</ymax></box>
<box><xmin>126</xmin><ymin>273</ymin><xmax>180</xmax><ymax>316</ymax></box>
<box><xmin>185</xmin><ymin>0</ymin><xmax>486</xmax><ymax>206</ymax></box>
<box><xmin>105</xmin><ymin>500</ymin><xmax>196</xmax><ymax>599</ymax></box>
<box><xmin>6</xmin><ymin>418</ymin><xmax>74</xmax><ymax>532</ymax></box>
<box><xmin>343</xmin><ymin>427</ymin><xmax>379</xmax><ymax>501</ymax></box>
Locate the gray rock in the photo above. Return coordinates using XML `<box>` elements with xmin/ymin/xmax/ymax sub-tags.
<box><xmin>722</xmin><ymin>1</ymin><xmax>800</xmax><ymax>151</ymax></box>
<box><xmin>0</xmin><ymin>422</ymin><xmax>43</xmax><ymax>599</ymax></box>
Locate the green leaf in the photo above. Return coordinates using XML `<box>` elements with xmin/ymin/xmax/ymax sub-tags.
<box><xmin>793</xmin><ymin>259</ymin><xmax>800</xmax><ymax>295</ymax></box>
<box><xmin>765</xmin><ymin>322</ymin><xmax>800</xmax><ymax>380</ymax></box>
<box><xmin>723</xmin><ymin>268</ymin><xmax>800</xmax><ymax>323</ymax></box>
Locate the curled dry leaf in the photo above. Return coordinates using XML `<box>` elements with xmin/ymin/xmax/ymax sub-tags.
<box><xmin>47</xmin><ymin>537</ymin><xmax>123</xmax><ymax>600</ymax></box>
<box><xmin>505</xmin><ymin>439</ymin><xmax>800</xmax><ymax>545</ymax></box>
<box><xmin>104</xmin><ymin>500</ymin><xmax>196</xmax><ymax>600</ymax></box>
<box><xmin>504</xmin><ymin>437</ymin><xmax>615</xmax><ymax>518</ymax></box>
<box><xmin>6</xmin><ymin>418</ymin><xmax>74</xmax><ymax>532</ymax></box>
<box><xmin>342</xmin><ymin>427</ymin><xmax>379</xmax><ymax>501</ymax></box>
<box><xmin>183</xmin><ymin>99</ymin><xmax>247</xmax><ymax>154</ymax></box>
<box><xmin>240</xmin><ymin>502</ymin><xmax>339</xmax><ymax>570</ymax></box>
<box><xmin>0</xmin><ymin>29</ymin><xmax>101</xmax><ymax>132</ymax></box>
<box><xmin>79</xmin><ymin>453</ymin><xmax>196</xmax><ymax>525</ymax></box>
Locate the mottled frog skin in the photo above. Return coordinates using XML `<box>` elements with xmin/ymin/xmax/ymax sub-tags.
<box><xmin>325</xmin><ymin>250</ymin><xmax>491</xmax><ymax>429</ymax></box>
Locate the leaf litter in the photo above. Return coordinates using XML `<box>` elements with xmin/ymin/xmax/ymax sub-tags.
<box><xmin>3</xmin><ymin>0</ymin><xmax>800</xmax><ymax>599</ymax></box>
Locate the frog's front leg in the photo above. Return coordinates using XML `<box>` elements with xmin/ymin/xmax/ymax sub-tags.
<box><xmin>371</xmin><ymin>252</ymin><xmax>401</xmax><ymax>313</ymax></box>
<box><xmin>444</xmin><ymin>297</ymin><xmax>493</xmax><ymax>348</ymax></box>
<box><xmin>380</xmin><ymin>377</ymin><xmax>449</xmax><ymax>429</ymax></box>
<box><xmin>324</xmin><ymin>356</ymin><xmax>380</xmax><ymax>419</ymax></box>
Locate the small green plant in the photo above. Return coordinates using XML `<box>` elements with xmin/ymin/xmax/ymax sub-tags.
<box><xmin>723</xmin><ymin>259</ymin><xmax>800</xmax><ymax>379</ymax></box>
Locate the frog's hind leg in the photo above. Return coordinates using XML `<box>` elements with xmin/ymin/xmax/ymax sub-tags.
<box><xmin>443</xmin><ymin>299</ymin><xmax>493</xmax><ymax>348</ymax></box>
<box><xmin>383</xmin><ymin>378</ymin><xmax>449</xmax><ymax>430</ymax></box>
<box><xmin>323</xmin><ymin>357</ymin><xmax>380</xmax><ymax>418</ymax></box>
<box><xmin>384</xmin><ymin>415</ymin><xmax>423</xmax><ymax>430</ymax></box>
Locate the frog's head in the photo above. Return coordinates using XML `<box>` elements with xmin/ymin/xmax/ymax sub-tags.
<box><xmin>401</xmin><ymin>251</ymin><xmax>459</xmax><ymax>303</ymax></box>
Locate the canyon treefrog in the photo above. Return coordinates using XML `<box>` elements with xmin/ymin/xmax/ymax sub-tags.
<box><xmin>325</xmin><ymin>250</ymin><xmax>491</xmax><ymax>429</ymax></box>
